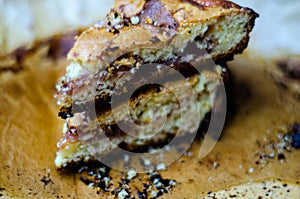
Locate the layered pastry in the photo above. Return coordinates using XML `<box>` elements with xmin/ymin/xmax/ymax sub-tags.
<box><xmin>54</xmin><ymin>0</ymin><xmax>258</xmax><ymax>169</ymax></box>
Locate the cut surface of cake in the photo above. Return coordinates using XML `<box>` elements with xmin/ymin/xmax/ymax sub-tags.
<box><xmin>55</xmin><ymin>0</ymin><xmax>258</xmax><ymax>169</ymax></box>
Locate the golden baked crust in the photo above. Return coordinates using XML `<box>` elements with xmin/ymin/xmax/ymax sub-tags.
<box><xmin>68</xmin><ymin>0</ymin><xmax>258</xmax><ymax>68</ymax></box>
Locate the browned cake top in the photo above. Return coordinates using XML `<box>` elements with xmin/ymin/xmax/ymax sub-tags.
<box><xmin>68</xmin><ymin>0</ymin><xmax>257</xmax><ymax>67</ymax></box>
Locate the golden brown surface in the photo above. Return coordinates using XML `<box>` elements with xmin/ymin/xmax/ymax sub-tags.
<box><xmin>68</xmin><ymin>0</ymin><xmax>257</xmax><ymax>66</ymax></box>
<box><xmin>0</xmin><ymin>47</ymin><xmax>300</xmax><ymax>198</ymax></box>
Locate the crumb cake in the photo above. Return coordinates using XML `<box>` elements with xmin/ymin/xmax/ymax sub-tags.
<box><xmin>54</xmin><ymin>0</ymin><xmax>258</xmax><ymax>168</ymax></box>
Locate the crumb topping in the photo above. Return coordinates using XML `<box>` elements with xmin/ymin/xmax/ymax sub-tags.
<box><xmin>78</xmin><ymin>163</ymin><xmax>177</xmax><ymax>198</ymax></box>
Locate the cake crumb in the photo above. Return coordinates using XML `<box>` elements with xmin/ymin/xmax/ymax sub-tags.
<box><xmin>118</xmin><ymin>189</ymin><xmax>129</xmax><ymax>199</ymax></box>
<box><xmin>248</xmin><ymin>168</ymin><xmax>254</xmax><ymax>173</ymax></box>
<box><xmin>127</xmin><ymin>169</ymin><xmax>137</xmax><ymax>180</ymax></box>
<box><xmin>156</xmin><ymin>163</ymin><xmax>166</xmax><ymax>171</ymax></box>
